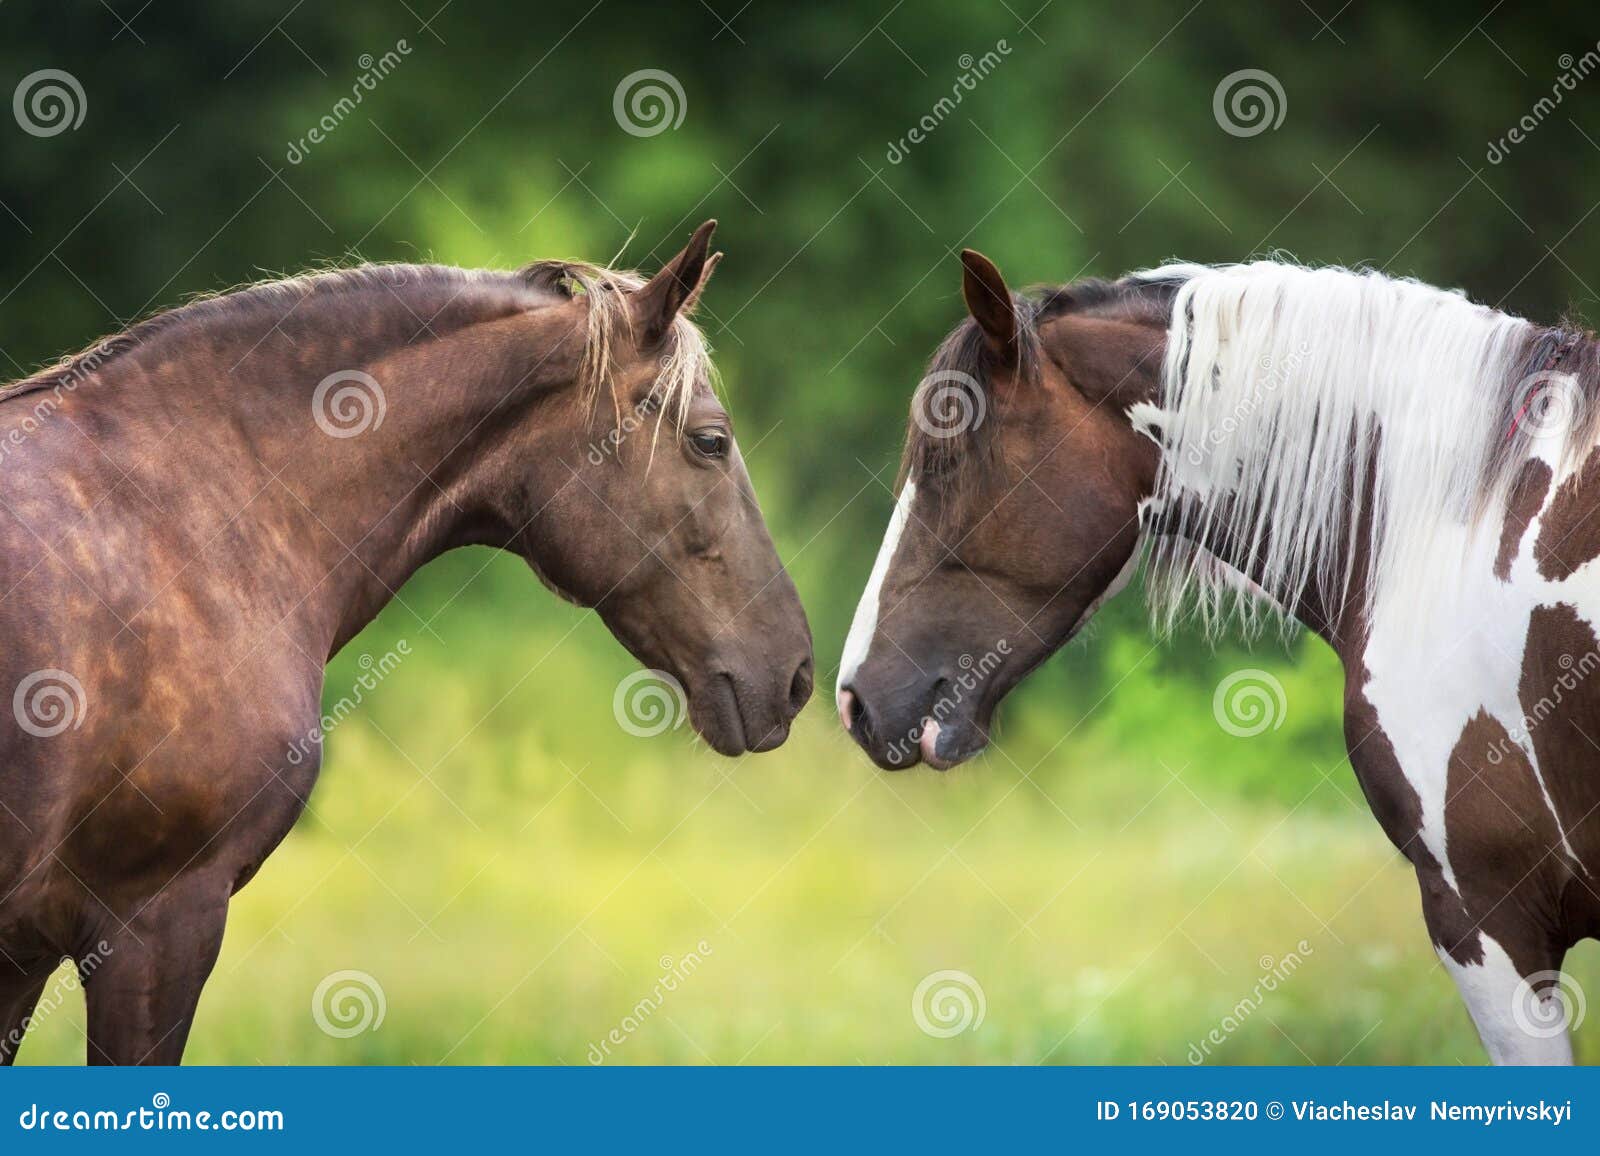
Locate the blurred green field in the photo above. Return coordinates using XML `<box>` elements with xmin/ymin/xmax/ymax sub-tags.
<box><xmin>17</xmin><ymin>549</ymin><xmax>1597</xmax><ymax>1066</ymax></box>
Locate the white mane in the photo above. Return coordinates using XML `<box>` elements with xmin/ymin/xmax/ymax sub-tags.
<box><xmin>1134</xmin><ymin>261</ymin><xmax>1545</xmax><ymax>639</ymax></box>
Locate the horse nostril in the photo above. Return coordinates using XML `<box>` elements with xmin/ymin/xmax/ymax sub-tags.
<box><xmin>789</xmin><ymin>657</ymin><xmax>814</xmax><ymax>714</ymax></box>
<box><xmin>840</xmin><ymin>685</ymin><xmax>872</xmax><ymax>741</ymax></box>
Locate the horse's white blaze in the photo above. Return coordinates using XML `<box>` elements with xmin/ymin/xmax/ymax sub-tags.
<box><xmin>837</xmin><ymin>481</ymin><xmax>917</xmax><ymax>705</ymax></box>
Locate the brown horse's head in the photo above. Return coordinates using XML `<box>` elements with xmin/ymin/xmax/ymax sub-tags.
<box><xmin>837</xmin><ymin>251</ymin><xmax>1174</xmax><ymax>769</ymax></box>
<box><xmin>509</xmin><ymin>222</ymin><xmax>812</xmax><ymax>755</ymax></box>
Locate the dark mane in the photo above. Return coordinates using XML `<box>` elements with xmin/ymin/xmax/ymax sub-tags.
<box><xmin>0</xmin><ymin>264</ymin><xmax>553</xmax><ymax>406</ymax></box>
<box><xmin>898</xmin><ymin>271</ymin><xmax>1183</xmax><ymax>514</ymax></box>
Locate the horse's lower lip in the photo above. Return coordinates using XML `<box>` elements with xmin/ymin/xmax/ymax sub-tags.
<box><xmin>693</xmin><ymin>672</ymin><xmax>747</xmax><ymax>754</ymax></box>
<box><xmin>745</xmin><ymin>717</ymin><xmax>791</xmax><ymax>752</ymax></box>
<box><xmin>919</xmin><ymin>718</ymin><xmax>963</xmax><ymax>770</ymax></box>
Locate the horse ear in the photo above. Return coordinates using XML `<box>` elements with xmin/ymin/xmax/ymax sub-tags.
<box><xmin>682</xmin><ymin>250</ymin><xmax>722</xmax><ymax>315</ymax></box>
<box><xmin>632</xmin><ymin>220</ymin><xmax>717</xmax><ymax>344</ymax></box>
<box><xmin>961</xmin><ymin>249</ymin><xmax>1017</xmax><ymax>363</ymax></box>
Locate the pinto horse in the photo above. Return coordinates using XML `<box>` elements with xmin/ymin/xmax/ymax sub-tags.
<box><xmin>0</xmin><ymin>221</ymin><xmax>813</xmax><ymax>1064</ymax></box>
<box><xmin>839</xmin><ymin>250</ymin><xmax>1600</xmax><ymax>1064</ymax></box>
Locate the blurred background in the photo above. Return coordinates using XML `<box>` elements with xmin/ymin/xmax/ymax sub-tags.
<box><xmin>6</xmin><ymin>0</ymin><xmax>1600</xmax><ymax>1063</ymax></box>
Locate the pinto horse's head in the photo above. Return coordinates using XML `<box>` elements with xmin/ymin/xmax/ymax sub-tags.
<box><xmin>838</xmin><ymin>251</ymin><xmax>1171</xmax><ymax>769</ymax></box>
<box><xmin>510</xmin><ymin>222</ymin><xmax>812</xmax><ymax>755</ymax></box>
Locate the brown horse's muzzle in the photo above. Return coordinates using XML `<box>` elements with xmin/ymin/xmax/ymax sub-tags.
<box><xmin>688</xmin><ymin>646</ymin><xmax>813</xmax><ymax>756</ymax></box>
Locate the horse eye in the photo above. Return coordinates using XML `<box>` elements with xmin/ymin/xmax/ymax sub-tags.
<box><xmin>690</xmin><ymin>429</ymin><xmax>728</xmax><ymax>458</ymax></box>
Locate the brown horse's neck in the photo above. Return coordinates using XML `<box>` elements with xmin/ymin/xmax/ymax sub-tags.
<box><xmin>282</xmin><ymin>318</ymin><xmax>577</xmax><ymax>654</ymax></box>
<box><xmin>28</xmin><ymin>272</ymin><xmax>582</xmax><ymax>658</ymax></box>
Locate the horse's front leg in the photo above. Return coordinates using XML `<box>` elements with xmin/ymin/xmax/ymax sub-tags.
<box><xmin>82</xmin><ymin>875</ymin><xmax>230</xmax><ymax>1065</ymax></box>
<box><xmin>1416</xmin><ymin>866</ymin><xmax>1574</xmax><ymax>1065</ymax></box>
<box><xmin>0</xmin><ymin>966</ymin><xmax>51</xmax><ymax>1065</ymax></box>
<box><xmin>1345</xmin><ymin>681</ymin><xmax>1580</xmax><ymax>1065</ymax></box>
<box><xmin>1435</xmin><ymin>937</ymin><xmax>1573</xmax><ymax>1064</ymax></box>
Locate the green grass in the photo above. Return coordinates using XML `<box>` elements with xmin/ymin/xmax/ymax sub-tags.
<box><xmin>15</xmin><ymin>551</ymin><xmax>1595</xmax><ymax>1065</ymax></box>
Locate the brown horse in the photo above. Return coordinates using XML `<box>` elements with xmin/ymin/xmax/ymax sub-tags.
<box><xmin>840</xmin><ymin>250</ymin><xmax>1600</xmax><ymax>1064</ymax></box>
<box><xmin>0</xmin><ymin>221</ymin><xmax>813</xmax><ymax>1064</ymax></box>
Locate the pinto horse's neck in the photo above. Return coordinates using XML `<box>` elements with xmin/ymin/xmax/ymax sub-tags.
<box><xmin>1121</xmin><ymin>266</ymin><xmax>1600</xmax><ymax>658</ymax></box>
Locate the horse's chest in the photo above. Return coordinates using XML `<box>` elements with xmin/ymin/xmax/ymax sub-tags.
<box><xmin>1356</xmin><ymin>464</ymin><xmax>1600</xmax><ymax>903</ymax></box>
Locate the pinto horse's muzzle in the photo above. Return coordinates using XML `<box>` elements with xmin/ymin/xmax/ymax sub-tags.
<box><xmin>838</xmin><ymin>670</ymin><xmax>993</xmax><ymax>771</ymax></box>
